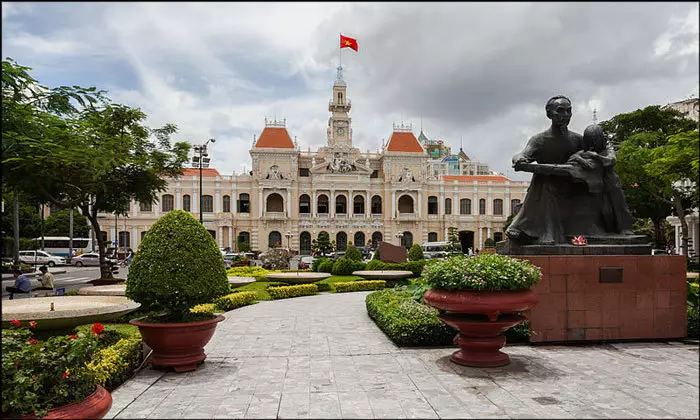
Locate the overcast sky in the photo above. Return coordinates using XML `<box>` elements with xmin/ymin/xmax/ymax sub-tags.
<box><xmin>2</xmin><ymin>2</ymin><xmax>698</xmax><ymax>181</ymax></box>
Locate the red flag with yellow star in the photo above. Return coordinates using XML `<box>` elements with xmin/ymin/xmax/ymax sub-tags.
<box><xmin>340</xmin><ymin>34</ymin><xmax>358</xmax><ymax>51</ymax></box>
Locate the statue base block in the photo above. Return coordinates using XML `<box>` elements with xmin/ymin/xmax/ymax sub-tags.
<box><xmin>497</xmin><ymin>236</ymin><xmax>651</xmax><ymax>255</ymax></box>
<box><xmin>509</xmin><ymin>255</ymin><xmax>687</xmax><ymax>342</ymax></box>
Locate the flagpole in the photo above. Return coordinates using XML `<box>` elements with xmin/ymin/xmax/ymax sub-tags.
<box><xmin>339</xmin><ymin>32</ymin><xmax>342</xmax><ymax>68</ymax></box>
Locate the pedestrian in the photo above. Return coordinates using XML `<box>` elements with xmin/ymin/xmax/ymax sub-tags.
<box><xmin>6</xmin><ymin>269</ymin><xmax>31</xmax><ymax>300</ymax></box>
<box><xmin>34</xmin><ymin>266</ymin><xmax>55</xmax><ymax>292</ymax></box>
<box><xmin>475</xmin><ymin>248</ymin><xmax>480</xmax><ymax>256</ymax></box>
<box><xmin>468</xmin><ymin>247</ymin><xmax>474</xmax><ymax>257</ymax></box>
<box><xmin>126</xmin><ymin>249</ymin><xmax>134</xmax><ymax>266</ymax></box>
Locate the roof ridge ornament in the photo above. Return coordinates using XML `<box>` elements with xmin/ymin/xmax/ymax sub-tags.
<box><xmin>393</xmin><ymin>122</ymin><xmax>413</xmax><ymax>132</ymax></box>
<box><xmin>334</xmin><ymin>65</ymin><xmax>347</xmax><ymax>87</ymax></box>
<box><xmin>265</xmin><ymin>117</ymin><xmax>286</xmax><ymax>128</ymax></box>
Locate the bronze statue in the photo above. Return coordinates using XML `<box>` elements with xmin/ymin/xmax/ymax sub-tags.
<box><xmin>506</xmin><ymin>95</ymin><xmax>634</xmax><ymax>245</ymax></box>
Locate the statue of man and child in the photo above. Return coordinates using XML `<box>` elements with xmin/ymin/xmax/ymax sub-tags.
<box><xmin>506</xmin><ymin>95</ymin><xmax>634</xmax><ymax>245</ymax></box>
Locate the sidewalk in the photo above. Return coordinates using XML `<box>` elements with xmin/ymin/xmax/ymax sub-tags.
<box><xmin>106</xmin><ymin>292</ymin><xmax>699</xmax><ymax>419</ymax></box>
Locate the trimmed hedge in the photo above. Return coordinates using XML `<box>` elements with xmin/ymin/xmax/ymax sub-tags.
<box><xmin>366</xmin><ymin>289</ymin><xmax>456</xmax><ymax>346</ymax></box>
<box><xmin>214</xmin><ymin>291</ymin><xmax>257</xmax><ymax>311</ymax></box>
<box><xmin>334</xmin><ymin>280</ymin><xmax>386</xmax><ymax>293</ymax></box>
<box><xmin>332</xmin><ymin>258</ymin><xmax>366</xmax><ymax>275</ymax></box>
<box><xmin>345</xmin><ymin>245</ymin><xmax>363</xmax><ymax>261</ymax></box>
<box><xmin>318</xmin><ymin>260</ymin><xmax>334</xmax><ymax>274</ymax></box>
<box><xmin>268</xmin><ymin>284</ymin><xmax>318</xmax><ymax>299</ymax></box>
<box><xmin>408</xmin><ymin>244</ymin><xmax>424</xmax><ymax>261</ymax></box>
<box><xmin>311</xmin><ymin>258</ymin><xmax>328</xmax><ymax>272</ymax></box>
<box><xmin>364</xmin><ymin>260</ymin><xmax>426</xmax><ymax>277</ymax></box>
<box><xmin>190</xmin><ymin>303</ymin><xmax>219</xmax><ymax>315</ymax></box>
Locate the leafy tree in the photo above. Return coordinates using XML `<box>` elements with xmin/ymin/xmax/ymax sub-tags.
<box><xmin>408</xmin><ymin>244</ymin><xmax>424</xmax><ymax>261</ymax></box>
<box><xmin>0</xmin><ymin>190</ymin><xmax>42</xmax><ymax>240</ymax></box>
<box><xmin>600</xmin><ymin>105</ymin><xmax>697</xmax><ymax>247</ymax></box>
<box><xmin>446</xmin><ymin>227</ymin><xmax>461</xmax><ymax>254</ymax></box>
<box><xmin>345</xmin><ymin>244</ymin><xmax>362</xmax><ymax>261</ymax></box>
<box><xmin>2</xmin><ymin>58</ymin><xmax>190</xmax><ymax>278</ymax></box>
<box><xmin>312</xmin><ymin>231</ymin><xmax>334</xmax><ymax>256</ymax></box>
<box><xmin>44</xmin><ymin>208</ymin><xmax>90</xmax><ymax>237</ymax></box>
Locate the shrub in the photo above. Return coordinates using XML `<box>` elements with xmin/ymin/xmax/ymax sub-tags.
<box><xmin>125</xmin><ymin>210</ymin><xmax>230</xmax><ymax>322</ymax></box>
<box><xmin>408</xmin><ymin>244</ymin><xmax>424</xmax><ymax>261</ymax></box>
<box><xmin>372</xmin><ymin>247</ymin><xmax>381</xmax><ymax>260</ymax></box>
<box><xmin>366</xmin><ymin>259</ymin><xmax>385</xmax><ymax>270</ymax></box>
<box><xmin>318</xmin><ymin>260</ymin><xmax>334</xmax><ymax>273</ymax></box>
<box><xmin>484</xmin><ymin>238</ymin><xmax>496</xmax><ymax>249</ymax></box>
<box><xmin>365</xmin><ymin>289</ymin><xmax>456</xmax><ymax>346</ymax></box>
<box><xmin>267</xmin><ymin>284</ymin><xmax>318</xmax><ymax>299</ymax></box>
<box><xmin>85</xmin><ymin>337</ymin><xmax>142</xmax><ymax>391</ymax></box>
<box><xmin>2</xmin><ymin>321</ymin><xmax>108</xmax><ymax>417</ymax></box>
<box><xmin>227</xmin><ymin>266</ymin><xmax>278</xmax><ymax>281</ymax></box>
<box><xmin>311</xmin><ymin>257</ymin><xmax>327</xmax><ymax>272</ymax></box>
<box><xmin>345</xmin><ymin>245</ymin><xmax>363</xmax><ymax>261</ymax></box>
<box><xmin>261</xmin><ymin>248</ymin><xmax>292</xmax><ymax>270</ymax></box>
<box><xmin>334</xmin><ymin>280</ymin><xmax>386</xmax><ymax>293</ymax></box>
<box><xmin>365</xmin><ymin>259</ymin><xmax>425</xmax><ymax>277</ymax></box>
<box><xmin>190</xmin><ymin>303</ymin><xmax>219</xmax><ymax>315</ymax></box>
<box><xmin>214</xmin><ymin>291</ymin><xmax>257</xmax><ymax>311</ymax></box>
<box><xmin>332</xmin><ymin>257</ymin><xmax>365</xmax><ymax>276</ymax></box>
<box><xmin>505</xmin><ymin>320</ymin><xmax>534</xmax><ymax>343</ymax></box>
<box><xmin>688</xmin><ymin>306</ymin><xmax>699</xmax><ymax>338</ymax></box>
<box><xmin>423</xmin><ymin>254</ymin><xmax>541</xmax><ymax>291</ymax></box>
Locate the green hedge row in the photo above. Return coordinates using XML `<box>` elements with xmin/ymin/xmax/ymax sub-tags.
<box><xmin>334</xmin><ymin>280</ymin><xmax>386</xmax><ymax>293</ymax></box>
<box><xmin>365</xmin><ymin>289</ymin><xmax>456</xmax><ymax>346</ymax></box>
<box><xmin>215</xmin><ymin>291</ymin><xmax>257</xmax><ymax>311</ymax></box>
<box><xmin>332</xmin><ymin>258</ymin><xmax>366</xmax><ymax>275</ymax></box>
<box><xmin>365</xmin><ymin>259</ymin><xmax>426</xmax><ymax>277</ymax></box>
<box><xmin>268</xmin><ymin>284</ymin><xmax>318</xmax><ymax>299</ymax></box>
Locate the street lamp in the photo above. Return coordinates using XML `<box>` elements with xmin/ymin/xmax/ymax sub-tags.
<box><xmin>395</xmin><ymin>232</ymin><xmax>404</xmax><ymax>247</ymax></box>
<box><xmin>285</xmin><ymin>231</ymin><xmax>293</xmax><ymax>251</ymax></box>
<box><xmin>192</xmin><ymin>138</ymin><xmax>216</xmax><ymax>223</ymax></box>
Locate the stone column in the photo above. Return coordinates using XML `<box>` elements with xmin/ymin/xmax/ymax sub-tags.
<box><xmin>391</xmin><ymin>190</ymin><xmax>396</xmax><ymax>219</ymax></box>
<box><xmin>132</xmin><ymin>199</ymin><xmax>138</xmax><ymax>217</ymax></box>
<box><xmin>505</xmin><ymin>184</ymin><xmax>511</xmax><ymax>216</ymax></box>
<box><xmin>439</xmin><ymin>191</ymin><xmax>444</xmax><ymax>215</ymax></box>
<box><xmin>218</xmin><ymin>226</ymin><xmax>223</xmax><ymax>248</ymax></box>
<box><xmin>259</xmin><ymin>187</ymin><xmax>264</xmax><ymax>217</ymax></box>
<box><xmin>473</xmin><ymin>185</ymin><xmax>479</xmax><ymax>216</ymax></box>
<box><xmin>232</xmin><ymin>186</ymin><xmax>237</xmax><ymax>216</ymax></box>
<box><xmin>228</xmin><ymin>227</ymin><xmax>233</xmax><ymax>250</ymax></box>
<box><xmin>193</xmin><ymin>189</ymin><xmax>198</xmax><ymax>215</ymax></box>
<box><xmin>215</xmin><ymin>189</ymin><xmax>221</xmax><ymax>213</ymax></box>
<box><xmin>479</xmin><ymin>228</ymin><xmax>483</xmax><ymax>248</ymax></box>
<box><xmin>487</xmin><ymin>187</ymin><xmax>493</xmax><ymax>216</ymax></box>
<box><xmin>312</xmin><ymin>190</ymin><xmax>317</xmax><ymax>218</ymax></box>
<box><xmin>453</xmin><ymin>190</ymin><xmax>458</xmax><ymax>215</ymax></box>
<box><xmin>417</xmin><ymin>189</ymin><xmax>422</xmax><ymax>218</ymax></box>
<box><xmin>365</xmin><ymin>191</ymin><xmax>370</xmax><ymax>216</ymax></box>
<box><xmin>286</xmin><ymin>187</ymin><xmax>291</xmax><ymax>218</ymax></box>
<box><xmin>154</xmin><ymin>201</ymin><xmax>159</xmax><ymax>217</ymax></box>
<box><xmin>330</xmin><ymin>189</ymin><xmax>335</xmax><ymax>218</ymax></box>
<box><xmin>131</xmin><ymin>226</ymin><xmax>137</xmax><ymax>249</ymax></box>
<box><xmin>175</xmin><ymin>185</ymin><xmax>181</xmax><ymax>210</ymax></box>
<box><xmin>487</xmin><ymin>226</ymin><xmax>491</xmax><ymax>241</ymax></box>
<box><xmin>349</xmin><ymin>188</ymin><xmax>354</xmax><ymax>217</ymax></box>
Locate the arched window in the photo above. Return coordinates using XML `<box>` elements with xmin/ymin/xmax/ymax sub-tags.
<box><xmin>223</xmin><ymin>195</ymin><xmax>231</xmax><ymax>213</ymax></box>
<box><xmin>202</xmin><ymin>195</ymin><xmax>214</xmax><ymax>213</ymax></box>
<box><xmin>139</xmin><ymin>201</ymin><xmax>152</xmax><ymax>212</ymax></box>
<box><xmin>238</xmin><ymin>231</ymin><xmax>250</xmax><ymax>245</ymax></box>
<box><xmin>428</xmin><ymin>196</ymin><xmax>438</xmax><ymax>215</ymax></box>
<box><xmin>336</xmin><ymin>232</ymin><xmax>347</xmax><ymax>251</ymax></box>
<box><xmin>238</xmin><ymin>193</ymin><xmax>250</xmax><ymax>213</ymax></box>
<box><xmin>299</xmin><ymin>194</ymin><xmax>311</xmax><ymax>214</ymax></box>
<box><xmin>402</xmin><ymin>231</ymin><xmax>413</xmax><ymax>249</ymax></box>
<box><xmin>317</xmin><ymin>194</ymin><xmax>329</xmax><ymax>214</ymax></box>
<box><xmin>162</xmin><ymin>194</ymin><xmax>174</xmax><ymax>212</ymax></box>
<box><xmin>353</xmin><ymin>195</ymin><xmax>365</xmax><ymax>214</ymax></box>
<box><xmin>428</xmin><ymin>232</ymin><xmax>438</xmax><ymax>242</ymax></box>
<box><xmin>268</xmin><ymin>231</ymin><xmax>282</xmax><ymax>248</ymax></box>
<box><xmin>300</xmin><ymin>231</ymin><xmax>312</xmax><ymax>254</ymax></box>
<box><xmin>371</xmin><ymin>232</ymin><xmax>383</xmax><ymax>248</ymax></box>
<box><xmin>398</xmin><ymin>195</ymin><xmax>414</xmax><ymax>213</ymax></box>
<box><xmin>371</xmin><ymin>195</ymin><xmax>382</xmax><ymax>215</ymax></box>
<box><xmin>335</xmin><ymin>194</ymin><xmax>347</xmax><ymax>214</ymax></box>
<box><xmin>445</xmin><ymin>198</ymin><xmax>452</xmax><ymax>215</ymax></box>
<box><xmin>493</xmin><ymin>199</ymin><xmax>503</xmax><ymax>215</ymax></box>
<box><xmin>118</xmin><ymin>231</ymin><xmax>130</xmax><ymax>248</ymax></box>
<box><xmin>460</xmin><ymin>199</ymin><xmax>471</xmax><ymax>215</ymax></box>
<box><xmin>266</xmin><ymin>193</ymin><xmax>284</xmax><ymax>212</ymax></box>
<box><xmin>183</xmin><ymin>195</ymin><xmax>191</xmax><ymax>212</ymax></box>
<box><xmin>354</xmin><ymin>232</ymin><xmax>365</xmax><ymax>247</ymax></box>
<box><xmin>511</xmin><ymin>199</ymin><xmax>521</xmax><ymax>215</ymax></box>
<box><xmin>479</xmin><ymin>199</ymin><xmax>486</xmax><ymax>215</ymax></box>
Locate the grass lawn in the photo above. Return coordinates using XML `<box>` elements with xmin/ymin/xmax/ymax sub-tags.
<box><xmin>236</xmin><ymin>275</ymin><xmax>365</xmax><ymax>299</ymax></box>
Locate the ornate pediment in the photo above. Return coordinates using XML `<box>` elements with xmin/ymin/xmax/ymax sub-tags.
<box><xmin>310</xmin><ymin>159</ymin><xmax>372</xmax><ymax>175</ymax></box>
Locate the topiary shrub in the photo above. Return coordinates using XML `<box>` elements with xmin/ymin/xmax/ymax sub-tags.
<box><xmin>267</xmin><ymin>284</ymin><xmax>318</xmax><ymax>299</ymax></box>
<box><xmin>366</xmin><ymin>259</ymin><xmax>386</xmax><ymax>271</ymax></box>
<box><xmin>345</xmin><ymin>245</ymin><xmax>363</xmax><ymax>261</ymax></box>
<box><xmin>312</xmin><ymin>257</ymin><xmax>327</xmax><ymax>272</ymax></box>
<box><xmin>318</xmin><ymin>259</ymin><xmax>334</xmax><ymax>273</ymax></box>
<box><xmin>125</xmin><ymin>210</ymin><xmax>230</xmax><ymax>322</ymax></box>
<box><xmin>332</xmin><ymin>258</ymin><xmax>356</xmax><ymax>275</ymax></box>
<box><xmin>408</xmin><ymin>244</ymin><xmax>424</xmax><ymax>261</ymax></box>
<box><xmin>334</xmin><ymin>280</ymin><xmax>386</xmax><ymax>293</ymax></box>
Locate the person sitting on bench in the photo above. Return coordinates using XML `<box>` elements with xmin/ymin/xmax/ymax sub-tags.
<box><xmin>6</xmin><ymin>269</ymin><xmax>31</xmax><ymax>300</ymax></box>
<box><xmin>33</xmin><ymin>265</ymin><xmax>55</xmax><ymax>294</ymax></box>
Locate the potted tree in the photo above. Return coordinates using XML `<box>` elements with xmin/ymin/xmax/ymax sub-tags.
<box><xmin>126</xmin><ymin>210</ymin><xmax>230</xmax><ymax>372</ymax></box>
<box><xmin>422</xmin><ymin>253</ymin><xmax>541</xmax><ymax>368</ymax></box>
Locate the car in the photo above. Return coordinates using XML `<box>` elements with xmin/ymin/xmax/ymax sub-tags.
<box><xmin>71</xmin><ymin>252</ymin><xmax>117</xmax><ymax>267</ymax></box>
<box><xmin>18</xmin><ymin>250</ymin><xmax>66</xmax><ymax>267</ymax></box>
<box><xmin>298</xmin><ymin>256</ymin><xmax>315</xmax><ymax>270</ymax></box>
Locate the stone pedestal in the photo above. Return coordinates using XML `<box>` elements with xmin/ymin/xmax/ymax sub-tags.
<box><xmin>511</xmin><ymin>255</ymin><xmax>687</xmax><ymax>342</ymax></box>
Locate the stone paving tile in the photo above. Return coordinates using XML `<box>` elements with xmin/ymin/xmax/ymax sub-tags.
<box><xmin>109</xmin><ymin>291</ymin><xmax>700</xmax><ymax>419</ymax></box>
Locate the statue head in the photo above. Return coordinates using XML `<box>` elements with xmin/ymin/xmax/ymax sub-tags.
<box><xmin>583</xmin><ymin>124</ymin><xmax>606</xmax><ymax>152</ymax></box>
<box><xmin>545</xmin><ymin>95</ymin><xmax>572</xmax><ymax>127</ymax></box>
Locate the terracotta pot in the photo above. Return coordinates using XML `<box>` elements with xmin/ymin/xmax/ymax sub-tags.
<box><xmin>14</xmin><ymin>385</ymin><xmax>112</xmax><ymax>419</ymax></box>
<box><xmin>130</xmin><ymin>315</ymin><xmax>224</xmax><ymax>373</ymax></box>
<box><xmin>424</xmin><ymin>289</ymin><xmax>538</xmax><ymax>368</ymax></box>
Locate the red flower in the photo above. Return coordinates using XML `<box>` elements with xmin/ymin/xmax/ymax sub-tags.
<box><xmin>91</xmin><ymin>323</ymin><xmax>105</xmax><ymax>335</ymax></box>
<box><xmin>10</xmin><ymin>319</ymin><xmax>21</xmax><ymax>327</ymax></box>
<box><xmin>29</xmin><ymin>339</ymin><xmax>38</xmax><ymax>345</ymax></box>
<box><xmin>633</xmin><ymin>183</ymin><xmax>639</xmax><ymax>187</ymax></box>
<box><xmin>62</xmin><ymin>371</ymin><xmax>69</xmax><ymax>378</ymax></box>
<box><xmin>69</xmin><ymin>334</ymin><xmax>78</xmax><ymax>340</ymax></box>
<box><xmin>29</xmin><ymin>321</ymin><xmax>37</xmax><ymax>329</ymax></box>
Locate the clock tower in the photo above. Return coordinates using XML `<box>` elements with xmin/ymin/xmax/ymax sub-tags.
<box><xmin>327</xmin><ymin>66</ymin><xmax>352</xmax><ymax>148</ymax></box>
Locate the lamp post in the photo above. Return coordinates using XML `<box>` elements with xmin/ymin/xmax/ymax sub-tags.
<box><xmin>192</xmin><ymin>138</ymin><xmax>216</xmax><ymax>223</ymax></box>
<box><xmin>395</xmin><ymin>232</ymin><xmax>404</xmax><ymax>247</ymax></box>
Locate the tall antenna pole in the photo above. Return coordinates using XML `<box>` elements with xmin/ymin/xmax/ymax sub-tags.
<box><xmin>339</xmin><ymin>33</ymin><xmax>342</xmax><ymax>69</ymax></box>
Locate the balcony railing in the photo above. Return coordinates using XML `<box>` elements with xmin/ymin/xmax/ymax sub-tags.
<box><xmin>335</xmin><ymin>213</ymin><xmax>347</xmax><ymax>218</ymax></box>
<box><xmin>265</xmin><ymin>211</ymin><xmax>286</xmax><ymax>219</ymax></box>
<box><xmin>300</xmin><ymin>213</ymin><xmax>311</xmax><ymax>218</ymax></box>
<box><xmin>398</xmin><ymin>213</ymin><xmax>416</xmax><ymax>219</ymax></box>
<box><xmin>352</xmin><ymin>214</ymin><xmax>367</xmax><ymax>218</ymax></box>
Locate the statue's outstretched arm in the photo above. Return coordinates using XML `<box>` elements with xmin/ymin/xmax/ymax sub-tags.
<box><xmin>512</xmin><ymin>136</ymin><xmax>540</xmax><ymax>169</ymax></box>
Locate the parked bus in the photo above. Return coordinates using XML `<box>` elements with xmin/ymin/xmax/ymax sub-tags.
<box><xmin>32</xmin><ymin>237</ymin><xmax>94</xmax><ymax>257</ymax></box>
<box><xmin>420</xmin><ymin>241</ymin><xmax>450</xmax><ymax>259</ymax></box>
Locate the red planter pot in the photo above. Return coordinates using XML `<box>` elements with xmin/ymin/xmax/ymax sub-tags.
<box><xmin>424</xmin><ymin>289</ymin><xmax>538</xmax><ymax>368</ymax></box>
<box><xmin>14</xmin><ymin>385</ymin><xmax>112</xmax><ymax>419</ymax></box>
<box><xmin>131</xmin><ymin>315</ymin><xmax>225</xmax><ymax>373</ymax></box>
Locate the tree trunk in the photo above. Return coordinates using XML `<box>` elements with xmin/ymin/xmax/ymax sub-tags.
<box><xmin>652</xmin><ymin>217</ymin><xmax>664</xmax><ymax>249</ymax></box>
<box><xmin>13</xmin><ymin>190</ymin><xmax>20</xmax><ymax>266</ymax></box>
<box><xmin>671</xmin><ymin>191</ymin><xmax>689</xmax><ymax>256</ymax></box>
<box><xmin>82</xmin><ymin>207</ymin><xmax>113</xmax><ymax>279</ymax></box>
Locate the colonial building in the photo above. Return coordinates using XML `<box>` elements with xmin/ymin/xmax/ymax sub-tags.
<box><xmin>94</xmin><ymin>66</ymin><xmax>529</xmax><ymax>254</ymax></box>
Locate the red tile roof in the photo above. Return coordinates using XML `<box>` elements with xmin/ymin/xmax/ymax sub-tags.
<box><xmin>386</xmin><ymin>132</ymin><xmax>424</xmax><ymax>153</ymax></box>
<box><xmin>182</xmin><ymin>168</ymin><xmax>221</xmax><ymax>177</ymax></box>
<box><xmin>442</xmin><ymin>175</ymin><xmax>510</xmax><ymax>182</ymax></box>
<box><xmin>255</xmin><ymin>127</ymin><xmax>295</xmax><ymax>148</ymax></box>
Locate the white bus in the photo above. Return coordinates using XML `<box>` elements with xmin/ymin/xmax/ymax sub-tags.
<box><xmin>32</xmin><ymin>237</ymin><xmax>94</xmax><ymax>257</ymax></box>
<box><xmin>421</xmin><ymin>241</ymin><xmax>450</xmax><ymax>259</ymax></box>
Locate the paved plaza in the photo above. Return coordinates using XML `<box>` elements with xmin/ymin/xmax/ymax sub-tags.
<box><xmin>107</xmin><ymin>292</ymin><xmax>699</xmax><ymax>419</ymax></box>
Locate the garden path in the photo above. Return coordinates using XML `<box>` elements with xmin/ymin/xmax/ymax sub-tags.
<box><xmin>106</xmin><ymin>291</ymin><xmax>699</xmax><ymax>419</ymax></box>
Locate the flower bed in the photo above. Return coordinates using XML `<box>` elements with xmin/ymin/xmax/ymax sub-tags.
<box><xmin>333</xmin><ymin>280</ymin><xmax>386</xmax><ymax>293</ymax></box>
<box><xmin>267</xmin><ymin>284</ymin><xmax>318</xmax><ymax>299</ymax></box>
